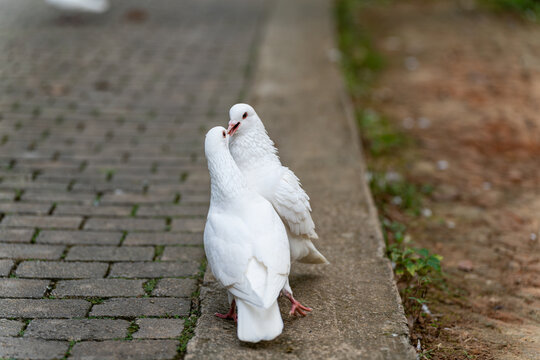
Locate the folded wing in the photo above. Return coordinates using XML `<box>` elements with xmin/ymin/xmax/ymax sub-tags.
<box><xmin>272</xmin><ymin>167</ymin><xmax>318</xmax><ymax>239</ymax></box>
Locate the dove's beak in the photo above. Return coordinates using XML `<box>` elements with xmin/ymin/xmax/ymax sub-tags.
<box><xmin>227</xmin><ymin>121</ymin><xmax>240</xmax><ymax>136</ymax></box>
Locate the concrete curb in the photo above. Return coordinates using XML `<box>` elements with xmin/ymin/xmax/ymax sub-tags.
<box><xmin>186</xmin><ymin>0</ymin><xmax>416</xmax><ymax>358</ymax></box>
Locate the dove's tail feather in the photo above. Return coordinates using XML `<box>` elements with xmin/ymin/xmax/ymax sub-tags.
<box><xmin>236</xmin><ymin>298</ymin><xmax>283</xmax><ymax>343</ymax></box>
<box><xmin>289</xmin><ymin>236</ymin><xmax>329</xmax><ymax>264</ymax></box>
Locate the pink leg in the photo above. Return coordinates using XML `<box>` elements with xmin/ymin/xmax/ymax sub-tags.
<box><xmin>215</xmin><ymin>299</ymin><xmax>237</xmax><ymax>322</ymax></box>
<box><xmin>282</xmin><ymin>290</ymin><xmax>312</xmax><ymax>316</ymax></box>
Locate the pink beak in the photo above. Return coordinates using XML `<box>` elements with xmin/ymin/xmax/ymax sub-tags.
<box><xmin>227</xmin><ymin>121</ymin><xmax>240</xmax><ymax>136</ymax></box>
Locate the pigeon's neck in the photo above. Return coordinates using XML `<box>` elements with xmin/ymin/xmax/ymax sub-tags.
<box><xmin>229</xmin><ymin>119</ymin><xmax>281</xmax><ymax>170</ymax></box>
<box><xmin>207</xmin><ymin>150</ymin><xmax>249</xmax><ymax>204</ymax></box>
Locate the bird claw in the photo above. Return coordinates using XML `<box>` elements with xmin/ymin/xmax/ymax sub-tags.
<box><xmin>289</xmin><ymin>300</ymin><xmax>312</xmax><ymax>317</ymax></box>
<box><xmin>214</xmin><ymin>300</ymin><xmax>237</xmax><ymax>322</ymax></box>
<box><xmin>215</xmin><ymin>311</ymin><xmax>237</xmax><ymax>322</ymax></box>
<box><xmin>282</xmin><ymin>290</ymin><xmax>312</xmax><ymax>317</ymax></box>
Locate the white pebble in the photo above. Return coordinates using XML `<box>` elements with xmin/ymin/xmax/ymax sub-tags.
<box><xmin>421</xmin><ymin>304</ymin><xmax>432</xmax><ymax>315</ymax></box>
<box><xmin>405</xmin><ymin>56</ymin><xmax>419</xmax><ymax>71</ymax></box>
<box><xmin>327</xmin><ymin>48</ymin><xmax>341</xmax><ymax>63</ymax></box>
<box><xmin>417</xmin><ymin>117</ymin><xmax>431</xmax><ymax>129</ymax></box>
<box><xmin>422</xmin><ymin>208</ymin><xmax>432</xmax><ymax>217</ymax></box>
<box><xmin>402</xmin><ymin>117</ymin><xmax>415</xmax><ymax>129</ymax></box>
<box><xmin>437</xmin><ymin>160</ymin><xmax>449</xmax><ymax>170</ymax></box>
<box><xmin>385</xmin><ymin>171</ymin><xmax>402</xmax><ymax>182</ymax></box>
<box><xmin>391</xmin><ymin>196</ymin><xmax>403</xmax><ymax>205</ymax></box>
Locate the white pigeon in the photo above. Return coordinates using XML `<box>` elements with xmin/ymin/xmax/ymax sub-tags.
<box><xmin>227</xmin><ymin>103</ymin><xmax>328</xmax><ymax>315</ymax></box>
<box><xmin>204</xmin><ymin>126</ymin><xmax>290</xmax><ymax>343</ymax></box>
<box><xmin>45</xmin><ymin>0</ymin><xmax>109</xmax><ymax>13</ymax></box>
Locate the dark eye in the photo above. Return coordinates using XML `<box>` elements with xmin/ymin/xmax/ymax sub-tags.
<box><xmin>222</xmin><ymin>130</ymin><xmax>226</xmax><ymax>138</ymax></box>
<box><xmin>242</xmin><ymin>112</ymin><xmax>247</xmax><ymax>119</ymax></box>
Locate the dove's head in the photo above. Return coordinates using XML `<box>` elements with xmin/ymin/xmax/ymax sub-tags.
<box><xmin>227</xmin><ymin>103</ymin><xmax>257</xmax><ymax>137</ymax></box>
<box><xmin>205</xmin><ymin>126</ymin><xmax>229</xmax><ymax>158</ymax></box>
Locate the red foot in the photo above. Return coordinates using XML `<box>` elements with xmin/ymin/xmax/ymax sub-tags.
<box><xmin>282</xmin><ymin>290</ymin><xmax>312</xmax><ymax>316</ymax></box>
<box><xmin>215</xmin><ymin>299</ymin><xmax>237</xmax><ymax>322</ymax></box>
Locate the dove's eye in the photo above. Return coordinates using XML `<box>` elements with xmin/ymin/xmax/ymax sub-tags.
<box><xmin>242</xmin><ymin>112</ymin><xmax>247</xmax><ymax>119</ymax></box>
<box><xmin>222</xmin><ymin>130</ymin><xmax>226</xmax><ymax>138</ymax></box>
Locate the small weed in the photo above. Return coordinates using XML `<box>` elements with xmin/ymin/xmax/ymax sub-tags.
<box><xmin>154</xmin><ymin>245</ymin><xmax>164</xmax><ymax>261</ymax></box>
<box><xmin>125</xmin><ymin>321</ymin><xmax>139</xmax><ymax>340</ymax></box>
<box><xmin>336</xmin><ymin>0</ymin><xmax>384</xmax><ymax>97</ymax></box>
<box><xmin>32</xmin><ymin>107</ymin><xmax>41</xmax><ymax>118</ymax></box>
<box><xmin>130</xmin><ymin>204</ymin><xmax>139</xmax><ymax>217</ymax></box>
<box><xmin>18</xmin><ymin>319</ymin><xmax>30</xmax><ymax>337</ymax></box>
<box><xmin>177</xmin><ymin>315</ymin><xmax>198</xmax><ymax>354</ymax></box>
<box><xmin>358</xmin><ymin>109</ymin><xmax>409</xmax><ymax>156</ymax></box>
<box><xmin>143</xmin><ymin>279</ymin><xmax>158</xmax><ymax>296</ymax></box>
<box><xmin>63</xmin><ymin>340</ymin><xmax>77</xmax><ymax>359</ymax></box>
<box><xmin>86</xmin><ymin>297</ymin><xmax>105</xmax><ymax>305</ymax></box>
<box><xmin>369</xmin><ymin>172</ymin><xmax>432</xmax><ymax>216</ymax></box>
<box><xmin>31</xmin><ymin>229</ymin><xmax>41</xmax><ymax>244</ymax></box>
<box><xmin>14</xmin><ymin>189</ymin><xmax>24</xmax><ymax>202</ymax></box>
<box><xmin>179</xmin><ymin>172</ymin><xmax>189</xmax><ymax>183</ymax></box>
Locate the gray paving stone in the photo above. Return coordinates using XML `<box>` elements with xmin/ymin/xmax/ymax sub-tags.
<box><xmin>109</xmin><ymin>262</ymin><xmax>199</xmax><ymax>278</ymax></box>
<box><xmin>37</xmin><ymin>230</ymin><xmax>122</xmax><ymax>245</ymax></box>
<box><xmin>124</xmin><ymin>232</ymin><xmax>202</xmax><ymax>246</ymax></box>
<box><xmin>0</xmin><ymin>279</ymin><xmax>50</xmax><ymax>298</ymax></box>
<box><xmin>66</xmin><ymin>246</ymin><xmax>154</xmax><ymax>261</ymax></box>
<box><xmin>54</xmin><ymin>204</ymin><xmax>132</xmax><ymax>217</ymax></box>
<box><xmin>1</xmin><ymin>215</ymin><xmax>82</xmax><ymax>229</ymax></box>
<box><xmin>0</xmin><ymin>299</ymin><xmax>90</xmax><ymax>318</ymax></box>
<box><xmin>16</xmin><ymin>261</ymin><xmax>109</xmax><ymax>279</ymax></box>
<box><xmin>137</xmin><ymin>205</ymin><xmax>208</xmax><ymax>217</ymax></box>
<box><xmin>0</xmin><ymin>259</ymin><xmax>14</xmax><ymax>276</ymax></box>
<box><xmin>153</xmin><ymin>278</ymin><xmax>197</xmax><ymax>297</ymax></box>
<box><xmin>71</xmin><ymin>340</ymin><xmax>178</xmax><ymax>360</ymax></box>
<box><xmin>90</xmin><ymin>298</ymin><xmax>190</xmax><ymax>317</ymax></box>
<box><xmin>0</xmin><ymin>319</ymin><xmax>24</xmax><ymax>336</ymax></box>
<box><xmin>53</xmin><ymin>279</ymin><xmax>145</xmax><ymax>297</ymax></box>
<box><xmin>180</xmin><ymin>193</ymin><xmax>210</xmax><ymax>205</ymax></box>
<box><xmin>84</xmin><ymin>218</ymin><xmax>165</xmax><ymax>231</ymax></box>
<box><xmin>0</xmin><ymin>228</ymin><xmax>34</xmax><ymax>243</ymax></box>
<box><xmin>170</xmin><ymin>218</ymin><xmax>205</xmax><ymax>233</ymax></box>
<box><xmin>25</xmin><ymin>319</ymin><xmax>130</xmax><ymax>340</ymax></box>
<box><xmin>22</xmin><ymin>191</ymin><xmax>94</xmax><ymax>204</ymax></box>
<box><xmin>0</xmin><ymin>202</ymin><xmax>51</xmax><ymax>216</ymax></box>
<box><xmin>0</xmin><ymin>243</ymin><xmax>65</xmax><ymax>260</ymax></box>
<box><xmin>0</xmin><ymin>337</ymin><xmax>68</xmax><ymax>359</ymax></box>
<box><xmin>100</xmin><ymin>193</ymin><xmax>174</xmax><ymax>205</ymax></box>
<box><xmin>160</xmin><ymin>246</ymin><xmax>205</xmax><ymax>262</ymax></box>
<box><xmin>134</xmin><ymin>318</ymin><xmax>185</xmax><ymax>339</ymax></box>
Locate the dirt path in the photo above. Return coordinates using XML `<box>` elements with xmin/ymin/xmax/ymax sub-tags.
<box><xmin>361</xmin><ymin>1</ymin><xmax>540</xmax><ymax>359</ymax></box>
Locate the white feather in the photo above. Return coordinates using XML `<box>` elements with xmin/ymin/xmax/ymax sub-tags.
<box><xmin>228</xmin><ymin>104</ymin><xmax>329</xmax><ymax>264</ymax></box>
<box><xmin>204</xmin><ymin>126</ymin><xmax>290</xmax><ymax>342</ymax></box>
<box><xmin>45</xmin><ymin>0</ymin><xmax>109</xmax><ymax>13</ymax></box>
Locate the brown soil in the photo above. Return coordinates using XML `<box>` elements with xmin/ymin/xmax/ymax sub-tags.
<box><xmin>360</xmin><ymin>1</ymin><xmax>540</xmax><ymax>359</ymax></box>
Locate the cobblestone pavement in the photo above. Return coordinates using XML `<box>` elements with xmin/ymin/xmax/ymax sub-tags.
<box><xmin>0</xmin><ymin>0</ymin><xmax>264</xmax><ymax>358</ymax></box>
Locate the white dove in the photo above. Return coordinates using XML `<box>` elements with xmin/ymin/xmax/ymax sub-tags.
<box><xmin>45</xmin><ymin>0</ymin><xmax>109</xmax><ymax>13</ymax></box>
<box><xmin>204</xmin><ymin>126</ymin><xmax>290</xmax><ymax>343</ymax></box>
<box><xmin>227</xmin><ymin>103</ymin><xmax>328</xmax><ymax>316</ymax></box>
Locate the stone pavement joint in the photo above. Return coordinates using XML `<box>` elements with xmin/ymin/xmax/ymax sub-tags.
<box><xmin>0</xmin><ymin>0</ymin><xmax>263</xmax><ymax>358</ymax></box>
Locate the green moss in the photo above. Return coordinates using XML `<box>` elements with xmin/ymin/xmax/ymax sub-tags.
<box><xmin>143</xmin><ymin>279</ymin><xmax>158</xmax><ymax>296</ymax></box>
<box><xmin>483</xmin><ymin>0</ymin><xmax>540</xmax><ymax>20</ymax></box>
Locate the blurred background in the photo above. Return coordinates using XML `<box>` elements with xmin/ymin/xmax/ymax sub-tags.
<box><xmin>337</xmin><ymin>0</ymin><xmax>539</xmax><ymax>359</ymax></box>
<box><xmin>0</xmin><ymin>0</ymin><xmax>538</xmax><ymax>359</ymax></box>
